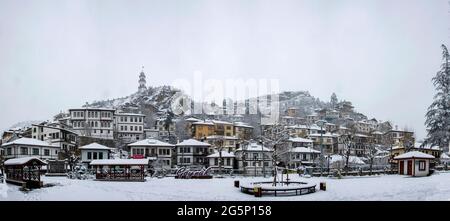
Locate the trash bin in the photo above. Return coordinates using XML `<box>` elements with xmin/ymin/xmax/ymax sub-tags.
<box><xmin>320</xmin><ymin>182</ymin><xmax>326</xmax><ymax>191</ymax></box>
<box><xmin>234</xmin><ymin>180</ymin><xmax>240</xmax><ymax>188</ymax></box>
<box><xmin>254</xmin><ymin>187</ymin><xmax>262</xmax><ymax>197</ymax></box>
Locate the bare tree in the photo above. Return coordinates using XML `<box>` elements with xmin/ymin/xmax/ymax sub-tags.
<box><xmin>339</xmin><ymin>124</ymin><xmax>357</xmax><ymax>174</ymax></box>
<box><xmin>366</xmin><ymin>130</ymin><xmax>378</xmax><ymax>175</ymax></box>
<box><xmin>259</xmin><ymin>124</ymin><xmax>291</xmax><ymax>186</ymax></box>
<box><xmin>213</xmin><ymin>136</ymin><xmax>225</xmax><ymax>176</ymax></box>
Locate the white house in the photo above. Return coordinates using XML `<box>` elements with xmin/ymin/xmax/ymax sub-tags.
<box><xmin>234</xmin><ymin>142</ymin><xmax>273</xmax><ymax>176</ymax></box>
<box><xmin>176</xmin><ymin>139</ymin><xmax>211</xmax><ymax>169</ymax></box>
<box><xmin>69</xmin><ymin>108</ymin><xmax>115</xmax><ymax>140</ymax></box>
<box><xmin>115</xmin><ymin>112</ymin><xmax>145</xmax><ymax>143</ymax></box>
<box><xmin>79</xmin><ymin>143</ymin><xmax>113</xmax><ymax>168</ymax></box>
<box><xmin>31</xmin><ymin>122</ymin><xmax>78</xmax><ymax>151</ymax></box>
<box><xmin>284</xmin><ymin>147</ymin><xmax>321</xmax><ymax>169</ymax></box>
<box><xmin>1</xmin><ymin>138</ymin><xmax>60</xmax><ymax>161</ymax></box>
<box><xmin>206</xmin><ymin>151</ymin><xmax>235</xmax><ymax>173</ymax></box>
<box><xmin>128</xmin><ymin>139</ymin><xmax>174</xmax><ymax>169</ymax></box>
<box><xmin>394</xmin><ymin>151</ymin><xmax>435</xmax><ymax>177</ymax></box>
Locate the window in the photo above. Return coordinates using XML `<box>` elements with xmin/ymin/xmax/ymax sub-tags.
<box><xmin>44</xmin><ymin>149</ymin><xmax>50</xmax><ymax>156</ymax></box>
<box><xmin>20</xmin><ymin>147</ymin><xmax>28</xmax><ymax>155</ymax></box>
<box><xmin>214</xmin><ymin>158</ymin><xmax>218</xmax><ymax>165</ymax></box>
<box><xmin>99</xmin><ymin>152</ymin><xmax>103</xmax><ymax>159</ymax></box>
<box><xmin>7</xmin><ymin>148</ymin><xmax>12</xmax><ymax>155</ymax></box>
<box><xmin>93</xmin><ymin>152</ymin><xmax>98</xmax><ymax>159</ymax></box>
<box><xmin>226</xmin><ymin>158</ymin><xmax>231</xmax><ymax>166</ymax></box>
<box><xmin>87</xmin><ymin>152</ymin><xmax>92</xmax><ymax>160</ymax></box>
<box><xmin>419</xmin><ymin>161</ymin><xmax>426</xmax><ymax>171</ymax></box>
<box><xmin>32</xmin><ymin>148</ymin><xmax>39</xmax><ymax>155</ymax></box>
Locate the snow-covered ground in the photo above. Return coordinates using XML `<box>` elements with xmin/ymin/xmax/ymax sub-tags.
<box><xmin>2</xmin><ymin>172</ymin><xmax>450</xmax><ymax>201</ymax></box>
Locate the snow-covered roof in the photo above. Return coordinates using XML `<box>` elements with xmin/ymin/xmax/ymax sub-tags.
<box><xmin>1</xmin><ymin>138</ymin><xmax>57</xmax><ymax>147</ymax></box>
<box><xmin>176</xmin><ymin>139</ymin><xmax>211</xmax><ymax>147</ymax></box>
<box><xmin>440</xmin><ymin>153</ymin><xmax>450</xmax><ymax>159</ymax></box>
<box><xmin>206</xmin><ymin>151</ymin><xmax>235</xmax><ymax>158</ymax></box>
<box><xmin>233</xmin><ymin>122</ymin><xmax>254</xmax><ymax>128</ymax></box>
<box><xmin>372</xmin><ymin>131</ymin><xmax>384</xmax><ymax>135</ymax></box>
<box><xmin>308</xmin><ymin>133</ymin><xmax>338</xmax><ymax>138</ymax></box>
<box><xmin>290</xmin><ymin>147</ymin><xmax>320</xmax><ymax>154</ymax></box>
<box><xmin>414</xmin><ymin>142</ymin><xmax>441</xmax><ymax>151</ymax></box>
<box><xmin>211</xmin><ymin>120</ymin><xmax>233</xmax><ymax>125</ymax></box>
<box><xmin>69</xmin><ymin>107</ymin><xmax>116</xmax><ymax>111</ymax></box>
<box><xmin>392</xmin><ymin>145</ymin><xmax>404</xmax><ymax>150</ymax></box>
<box><xmin>205</xmin><ymin>135</ymin><xmax>238</xmax><ymax>140</ymax></box>
<box><xmin>128</xmin><ymin>139</ymin><xmax>174</xmax><ymax>147</ymax></box>
<box><xmin>329</xmin><ymin>155</ymin><xmax>365</xmax><ymax>165</ymax></box>
<box><xmin>192</xmin><ymin>121</ymin><xmax>214</xmax><ymax>126</ymax></box>
<box><xmin>90</xmin><ymin>158</ymin><xmax>152</xmax><ymax>166</ymax></box>
<box><xmin>288</xmin><ymin>137</ymin><xmax>313</xmax><ymax>143</ymax></box>
<box><xmin>115</xmin><ymin>112</ymin><xmax>145</xmax><ymax>116</ymax></box>
<box><xmin>394</xmin><ymin>151</ymin><xmax>435</xmax><ymax>160</ymax></box>
<box><xmin>236</xmin><ymin>142</ymin><xmax>272</xmax><ymax>152</ymax></box>
<box><xmin>4</xmin><ymin>157</ymin><xmax>48</xmax><ymax>166</ymax></box>
<box><xmin>78</xmin><ymin>142</ymin><xmax>114</xmax><ymax>150</ymax></box>
<box><xmin>185</xmin><ymin>117</ymin><xmax>201</xmax><ymax>122</ymax></box>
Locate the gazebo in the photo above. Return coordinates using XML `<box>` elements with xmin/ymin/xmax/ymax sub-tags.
<box><xmin>90</xmin><ymin>158</ymin><xmax>152</xmax><ymax>182</ymax></box>
<box><xmin>4</xmin><ymin>157</ymin><xmax>47</xmax><ymax>188</ymax></box>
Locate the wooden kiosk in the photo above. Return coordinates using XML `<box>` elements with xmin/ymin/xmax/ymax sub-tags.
<box><xmin>90</xmin><ymin>159</ymin><xmax>150</xmax><ymax>182</ymax></box>
<box><xmin>4</xmin><ymin>157</ymin><xmax>47</xmax><ymax>188</ymax></box>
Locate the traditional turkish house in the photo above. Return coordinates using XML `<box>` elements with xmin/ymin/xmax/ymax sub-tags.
<box><xmin>1</xmin><ymin>137</ymin><xmax>60</xmax><ymax>161</ymax></box>
<box><xmin>283</xmin><ymin>147</ymin><xmax>321</xmax><ymax>169</ymax></box>
<box><xmin>4</xmin><ymin>157</ymin><xmax>47</xmax><ymax>188</ymax></box>
<box><xmin>128</xmin><ymin>138</ymin><xmax>174</xmax><ymax>169</ymax></box>
<box><xmin>204</xmin><ymin>135</ymin><xmax>238</xmax><ymax>152</ymax></box>
<box><xmin>69</xmin><ymin>107</ymin><xmax>115</xmax><ymax>140</ymax></box>
<box><xmin>79</xmin><ymin>143</ymin><xmax>114</xmax><ymax>168</ymax></box>
<box><xmin>234</xmin><ymin>142</ymin><xmax>273</xmax><ymax>176</ymax></box>
<box><xmin>31</xmin><ymin>122</ymin><xmax>78</xmax><ymax>152</ymax></box>
<box><xmin>90</xmin><ymin>158</ymin><xmax>150</xmax><ymax>182</ymax></box>
<box><xmin>176</xmin><ymin>139</ymin><xmax>211</xmax><ymax>169</ymax></box>
<box><xmin>394</xmin><ymin>151</ymin><xmax>435</xmax><ymax>177</ymax></box>
<box><xmin>206</xmin><ymin>151</ymin><xmax>235</xmax><ymax>173</ymax></box>
<box><xmin>114</xmin><ymin>112</ymin><xmax>145</xmax><ymax>144</ymax></box>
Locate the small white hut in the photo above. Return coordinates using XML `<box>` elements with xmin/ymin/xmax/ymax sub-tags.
<box><xmin>394</xmin><ymin>151</ymin><xmax>435</xmax><ymax>177</ymax></box>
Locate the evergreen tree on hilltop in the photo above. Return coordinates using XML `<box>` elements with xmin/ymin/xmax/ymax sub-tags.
<box><xmin>424</xmin><ymin>44</ymin><xmax>450</xmax><ymax>151</ymax></box>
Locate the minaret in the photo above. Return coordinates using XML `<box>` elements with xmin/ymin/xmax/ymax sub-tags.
<box><xmin>138</xmin><ymin>66</ymin><xmax>147</xmax><ymax>93</ymax></box>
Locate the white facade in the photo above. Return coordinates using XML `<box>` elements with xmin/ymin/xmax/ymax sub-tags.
<box><xmin>1</xmin><ymin>138</ymin><xmax>60</xmax><ymax>161</ymax></box>
<box><xmin>79</xmin><ymin>143</ymin><xmax>113</xmax><ymax>167</ymax></box>
<box><xmin>234</xmin><ymin>142</ymin><xmax>273</xmax><ymax>176</ymax></box>
<box><xmin>206</xmin><ymin>151</ymin><xmax>235</xmax><ymax>172</ymax></box>
<box><xmin>176</xmin><ymin>139</ymin><xmax>211</xmax><ymax>169</ymax></box>
<box><xmin>69</xmin><ymin>108</ymin><xmax>115</xmax><ymax>140</ymax></box>
<box><xmin>128</xmin><ymin>139</ymin><xmax>174</xmax><ymax>169</ymax></box>
<box><xmin>115</xmin><ymin>113</ymin><xmax>145</xmax><ymax>143</ymax></box>
<box><xmin>31</xmin><ymin>123</ymin><xmax>78</xmax><ymax>151</ymax></box>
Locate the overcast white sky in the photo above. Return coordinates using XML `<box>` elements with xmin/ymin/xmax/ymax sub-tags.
<box><xmin>0</xmin><ymin>0</ymin><xmax>449</xmax><ymax>140</ymax></box>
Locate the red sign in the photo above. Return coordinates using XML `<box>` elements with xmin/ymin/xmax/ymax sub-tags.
<box><xmin>132</xmin><ymin>154</ymin><xmax>144</xmax><ymax>159</ymax></box>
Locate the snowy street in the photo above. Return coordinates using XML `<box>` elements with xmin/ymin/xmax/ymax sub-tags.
<box><xmin>2</xmin><ymin>172</ymin><xmax>450</xmax><ymax>201</ymax></box>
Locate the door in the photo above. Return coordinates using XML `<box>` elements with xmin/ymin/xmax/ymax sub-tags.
<box><xmin>399</xmin><ymin>161</ymin><xmax>404</xmax><ymax>174</ymax></box>
<box><xmin>407</xmin><ymin>160</ymin><xmax>413</xmax><ymax>175</ymax></box>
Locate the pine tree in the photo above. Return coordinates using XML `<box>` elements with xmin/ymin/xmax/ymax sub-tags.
<box><xmin>424</xmin><ymin>44</ymin><xmax>450</xmax><ymax>151</ymax></box>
